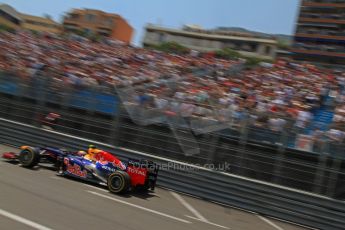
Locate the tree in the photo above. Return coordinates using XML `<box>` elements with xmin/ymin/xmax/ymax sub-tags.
<box><xmin>215</xmin><ymin>47</ymin><xmax>272</xmax><ymax>67</ymax></box>
<box><xmin>244</xmin><ymin>56</ymin><xmax>263</xmax><ymax>66</ymax></box>
<box><xmin>74</xmin><ymin>28</ymin><xmax>89</xmax><ymax>37</ymax></box>
<box><xmin>277</xmin><ymin>40</ymin><xmax>290</xmax><ymax>50</ymax></box>
<box><xmin>215</xmin><ymin>48</ymin><xmax>241</xmax><ymax>60</ymax></box>
<box><xmin>0</xmin><ymin>24</ymin><xmax>15</xmax><ymax>33</ymax></box>
<box><xmin>153</xmin><ymin>42</ymin><xmax>189</xmax><ymax>54</ymax></box>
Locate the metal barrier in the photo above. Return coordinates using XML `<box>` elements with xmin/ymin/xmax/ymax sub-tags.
<box><xmin>1</xmin><ymin>85</ymin><xmax>345</xmax><ymax>197</ymax></box>
<box><xmin>0</xmin><ymin>117</ymin><xmax>345</xmax><ymax>230</ymax></box>
<box><xmin>0</xmin><ymin>71</ymin><xmax>119</xmax><ymax>115</ymax></box>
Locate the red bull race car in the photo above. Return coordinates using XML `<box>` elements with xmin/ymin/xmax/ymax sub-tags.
<box><xmin>2</xmin><ymin>145</ymin><xmax>159</xmax><ymax>194</ymax></box>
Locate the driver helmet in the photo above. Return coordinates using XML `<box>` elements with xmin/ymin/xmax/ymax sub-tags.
<box><xmin>77</xmin><ymin>150</ymin><xmax>86</xmax><ymax>156</ymax></box>
<box><xmin>88</xmin><ymin>145</ymin><xmax>99</xmax><ymax>156</ymax></box>
<box><xmin>88</xmin><ymin>144</ymin><xmax>96</xmax><ymax>149</ymax></box>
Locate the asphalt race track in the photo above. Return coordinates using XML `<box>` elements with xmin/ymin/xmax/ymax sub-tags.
<box><xmin>0</xmin><ymin>144</ymin><xmax>312</xmax><ymax>230</ymax></box>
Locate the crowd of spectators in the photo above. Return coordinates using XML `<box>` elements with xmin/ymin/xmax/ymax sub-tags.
<box><xmin>0</xmin><ymin>31</ymin><xmax>233</xmax><ymax>91</ymax></box>
<box><xmin>1</xmin><ymin>30</ymin><xmax>345</xmax><ymax>151</ymax></box>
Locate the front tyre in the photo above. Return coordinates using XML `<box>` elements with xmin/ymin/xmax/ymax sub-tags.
<box><xmin>107</xmin><ymin>171</ymin><xmax>130</xmax><ymax>194</ymax></box>
<box><xmin>18</xmin><ymin>147</ymin><xmax>40</xmax><ymax>168</ymax></box>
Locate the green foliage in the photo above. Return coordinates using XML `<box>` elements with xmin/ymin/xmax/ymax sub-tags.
<box><xmin>74</xmin><ymin>29</ymin><xmax>89</xmax><ymax>37</ymax></box>
<box><xmin>90</xmin><ymin>33</ymin><xmax>102</xmax><ymax>42</ymax></box>
<box><xmin>215</xmin><ymin>47</ymin><xmax>272</xmax><ymax>67</ymax></box>
<box><xmin>65</xmin><ymin>27</ymin><xmax>104</xmax><ymax>42</ymax></box>
<box><xmin>0</xmin><ymin>24</ymin><xmax>15</xmax><ymax>33</ymax></box>
<box><xmin>30</xmin><ymin>30</ymin><xmax>39</xmax><ymax>36</ymax></box>
<box><xmin>244</xmin><ymin>56</ymin><xmax>264</xmax><ymax>66</ymax></box>
<box><xmin>153</xmin><ymin>42</ymin><xmax>190</xmax><ymax>54</ymax></box>
<box><xmin>215</xmin><ymin>48</ymin><xmax>241</xmax><ymax>59</ymax></box>
<box><xmin>277</xmin><ymin>40</ymin><xmax>290</xmax><ymax>50</ymax></box>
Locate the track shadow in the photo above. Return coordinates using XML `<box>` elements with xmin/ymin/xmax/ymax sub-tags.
<box><xmin>2</xmin><ymin>160</ymin><xmax>19</xmax><ymax>165</ymax></box>
<box><xmin>61</xmin><ymin>173</ymin><xmax>159</xmax><ymax>200</ymax></box>
<box><xmin>2</xmin><ymin>160</ymin><xmax>159</xmax><ymax>200</ymax></box>
<box><xmin>2</xmin><ymin>160</ymin><xmax>54</xmax><ymax>171</ymax></box>
<box><xmin>2</xmin><ymin>160</ymin><xmax>40</xmax><ymax>171</ymax></box>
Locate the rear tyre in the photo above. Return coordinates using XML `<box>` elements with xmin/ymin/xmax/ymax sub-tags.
<box><xmin>18</xmin><ymin>147</ymin><xmax>40</xmax><ymax>168</ymax></box>
<box><xmin>107</xmin><ymin>171</ymin><xmax>131</xmax><ymax>194</ymax></box>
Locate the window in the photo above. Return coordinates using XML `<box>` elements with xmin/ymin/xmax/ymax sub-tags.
<box><xmin>265</xmin><ymin>46</ymin><xmax>271</xmax><ymax>55</ymax></box>
<box><xmin>226</xmin><ymin>42</ymin><xmax>236</xmax><ymax>49</ymax></box>
<box><xmin>251</xmin><ymin>43</ymin><xmax>257</xmax><ymax>52</ymax></box>
<box><xmin>158</xmin><ymin>33</ymin><xmax>165</xmax><ymax>42</ymax></box>
<box><xmin>86</xmin><ymin>14</ymin><xmax>95</xmax><ymax>22</ymax></box>
<box><xmin>70</xmin><ymin>13</ymin><xmax>79</xmax><ymax>20</ymax></box>
<box><xmin>106</xmin><ymin>18</ymin><xmax>113</xmax><ymax>26</ymax></box>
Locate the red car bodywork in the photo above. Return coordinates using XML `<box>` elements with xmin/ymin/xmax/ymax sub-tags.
<box><xmin>90</xmin><ymin>150</ymin><xmax>149</xmax><ymax>187</ymax></box>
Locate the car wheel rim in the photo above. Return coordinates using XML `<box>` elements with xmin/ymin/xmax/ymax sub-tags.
<box><xmin>111</xmin><ymin>176</ymin><xmax>122</xmax><ymax>189</ymax></box>
<box><xmin>21</xmin><ymin>150</ymin><xmax>32</xmax><ymax>163</ymax></box>
<box><xmin>23</xmin><ymin>153</ymin><xmax>29</xmax><ymax>161</ymax></box>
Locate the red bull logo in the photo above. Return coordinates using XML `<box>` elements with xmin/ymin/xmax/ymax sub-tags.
<box><xmin>64</xmin><ymin>158</ymin><xmax>87</xmax><ymax>178</ymax></box>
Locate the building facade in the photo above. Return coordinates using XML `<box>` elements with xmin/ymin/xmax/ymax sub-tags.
<box><xmin>143</xmin><ymin>24</ymin><xmax>278</xmax><ymax>60</ymax></box>
<box><xmin>0</xmin><ymin>4</ymin><xmax>60</xmax><ymax>33</ymax></box>
<box><xmin>292</xmin><ymin>0</ymin><xmax>345</xmax><ymax>66</ymax></box>
<box><xmin>20</xmin><ymin>14</ymin><xmax>60</xmax><ymax>34</ymax></box>
<box><xmin>0</xmin><ymin>4</ymin><xmax>21</xmax><ymax>30</ymax></box>
<box><xmin>63</xmin><ymin>9</ymin><xmax>133</xmax><ymax>44</ymax></box>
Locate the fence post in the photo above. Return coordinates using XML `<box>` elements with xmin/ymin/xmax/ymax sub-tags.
<box><xmin>205</xmin><ymin>132</ymin><xmax>220</xmax><ymax>165</ymax></box>
<box><xmin>33</xmin><ymin>72</ymin><xmax>50</xmax><ymax>127</ymax></box>
<box><xmin>326</xmin><ymin>143</ymin><xmax>344</xmax><ymax>198</ymax></box>
<box><xmin>312</xmin><ymin>141</ymin><xmax>329</xmax><ymax>195</ymax></box>
<box><xmin>110</xmin><ymin>102</ymin><xmax>123</xmax><ymax>147</ymax></box>
<box><xmin>237</xmin><ymin>113</ymin><xmax>249</xmax><ymax>174</ymax></box>
<box><xmin>272</xmin><ymin>128</ymin><xmax>288</xmax><ymax>184</ymax></box>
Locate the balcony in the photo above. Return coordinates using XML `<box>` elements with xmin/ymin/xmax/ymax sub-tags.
<box><xmin>299</xmin><ymin>17</ymin><xmax>345</xmax><ymax>24</ymax></box>
<box><xmin>300</xmin><ymin>13</ymin><xmax>345</xmax><ymax>20</ymax></box>
<box><xmin>296</xmin><ymin>33</ymin><xmax>345</xmax><ymax>41</ymax></box>
<box><xmin>296</xmin><ymin>28</ymin><xmax>345</xmax><ymax>40</ymax></box>
<box><xmin>293</xmin><ymin>42</ymin><xmax>345</xmax><ymax>57</ymax></box>
<box><xmin>63</xmin><ymin>21</ymin><xmax>80</xmax><ymax>31</ymax></box>
<box><xmin>303</xmin><ymin>0</ymin><xmax>345</xmax><ymax>3</ymax></box>
<box><xmin>97</xmin><ymin>27</ymin><xmax>112</xmax><ymax>34</ymax></box>
<box><xmin>302</xmin><ymin>0</ymin><xmax>345</xmax><ymax>7</ymax></box>
<box><xmin>96</xmin><ymin>23</ymin><xmax>113</xmax><ymax>30</ymax></box>
<box><xmin>291</xmin><ymin>48</ymin><xmax>345</xmax><ymax>57</ymax></box>
<box><xmin>63</xmin><ymin>16</ymin><xmax>113</xmax><ymax>30</ymax></box>
<box><xmin>63</xmin><ymin>17</ymin><xmax>80</xmax><ymax>26</ymax></box>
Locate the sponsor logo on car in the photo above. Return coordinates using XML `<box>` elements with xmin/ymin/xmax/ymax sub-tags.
<box><xmin>64</xmin><ymin>158</ymin><xmax>87</xmax><ymax>178</ymax></box>
<box><xmin>127</xmin><ymin>167</ymin><xmax>146</xmax><ymax>176</ymax></box>
<box><xmin>101</xmin><ymin>165</ymin><xmax>116</xmax><ymax>172</ymax></box>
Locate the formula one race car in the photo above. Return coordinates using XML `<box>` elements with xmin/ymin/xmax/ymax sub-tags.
<box><xmin>2</xmin><ymin>146</ymin><xmax>159</xmax><ymax>194</ymax></box>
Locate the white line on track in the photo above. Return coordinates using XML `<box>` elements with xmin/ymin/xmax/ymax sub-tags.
<box><xmin>185</xmin><ymin>215</ymin><xmax>230</xmax><ymax>229</ymax></box>
<box><xmin>256</xmin><ymin>215</ymin><xmax>285</xmax><ymax>230</ymax></box>
<box><xmin>170</xmin><ymin>191</ymin><xmax>207</xmax><ymax>222</ymax></box>
<box><xmin>164</xmin><ymin>187</ymin><xmax>314</xmax><ymax>229</ymax></box>
<box><xmin>84</xmin><ymin>184</ymin><xmax>108</xmax><ymax>192</ymax></box>
<box><xmin>87</xmin><ymin>191</ymin><xmax>192</xmax><ymax>224</ymax></box>
<box><xmin>0</xmin><ymin>208</ymin><xmax>54</xmax><ymax>230</ymax></box>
